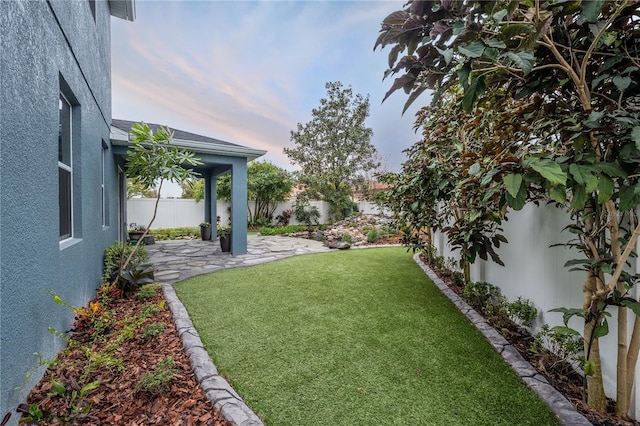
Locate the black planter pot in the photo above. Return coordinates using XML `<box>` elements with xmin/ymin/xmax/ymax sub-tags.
<box><xmin>219</xmin><ymin>235</ymin><xmax>231</xmax><ymax>252</ymax></box>
<box><xmin>200</xmin><ymin>226</ymin><xmax>212</xmax><ymax>241</ymax></box>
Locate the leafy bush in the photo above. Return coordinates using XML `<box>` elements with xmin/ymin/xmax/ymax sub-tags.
<box><xmin>148</xmin><ymin>227</ymin><xmax>199</xmax><ymax>240</ymax></box>
<box><xmin>294</xmin><ymin>199</ymin><xmax>321</xmax><ymax>226</ymax></box>
<box><xmin>103</xmin><ymin>243</ymin><xmax>153</xmax><ymax>294</ymax></box>
<box><xmin>532</xmin><ymin>324</ymin><xmax>584</xmax><ymax>368</ymax></box>
<box><xmin>507</xmin><ymin>297</ymin><xmax>538</xmax><ymax>327</ymax></box>
<box><xmin>367</xmin><ymin>229</ymin><xmax>380</xmax><ymax>243</ymax></box>
<box><xmin>275</xmin><ymin>209</ymin><xmax>294</xmax><ymax>226</ymax></box>
<box><xmin>462</xmin><ymin>281</ymin><xmax>501</xmax><ymax>311</ymax></box>
<box><xmin>342</xmin><ymin>233</ymin><xmax>354</xmax><ymax>244</ymax></box>
<box><xmin>258</xmin><ymin>225</ymin><xmax>307</xmax><ymax>236</ymax></box>
<box><xmin>136</xmin><ymin>284</ymin><xmax>160</xmax><ymax>301</ymax></box>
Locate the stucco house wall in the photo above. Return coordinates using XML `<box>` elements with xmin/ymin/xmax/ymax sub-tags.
<box><xmin>0</xmin><ymin>1</ymin><xmax>129</xmax><ymax>420</ymax></box>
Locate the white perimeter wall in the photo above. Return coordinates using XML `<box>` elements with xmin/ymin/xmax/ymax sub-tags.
<box><xmin>126</xmin><ymin>198</ymin><xmax>389</xmax><ymax>229</ymax></box>
<box><xmin>434</xmin><ymin>202</ymin><xmax>640</xmax><ymax>419</ymax></box>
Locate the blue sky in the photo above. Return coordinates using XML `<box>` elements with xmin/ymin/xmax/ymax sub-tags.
<box><xmin>111</xmin><ymin>0</ymin><xmax>427</xmax><ymax>196</ymax></box>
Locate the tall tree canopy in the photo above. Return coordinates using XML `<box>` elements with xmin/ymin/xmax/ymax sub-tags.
<box><xmin>376</xmin><ymin>0</ymin><xmax>640</xmax><ymax>417</ymax></box>
<box><xmin>216</xmin><ymin>161</ymin><xmax>293</xmax><ymax>224</ymax></box>
<box><xmin>284</xmin><ymin>81</ymin><xmax>379</xmax><ymax>220</ymax></box>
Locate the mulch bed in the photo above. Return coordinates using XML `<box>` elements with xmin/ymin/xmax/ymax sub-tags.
<box><xmin>13</xmin><ymin>286</ymin><xmax>231</xmax><ymax>425</ymax></box>
<box><xmin>422</xmin><ymin>253</ymin><xmax>638</xmax><ymax>426</ymax></box>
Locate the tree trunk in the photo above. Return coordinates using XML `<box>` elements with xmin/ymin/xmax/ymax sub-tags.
<box><xmin>584</xmin><ymin>273</ymin><xmax>607</xmax><ymax>412</ymax></box>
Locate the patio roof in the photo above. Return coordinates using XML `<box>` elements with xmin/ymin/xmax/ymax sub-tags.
<box><xmin>109</xmin><ymin>0</ymin><xmax>136</xmax><ymax>21</ymax></box>
<box><xmin>110</xmin><ymin>119</ymin><xmax>266</xmax><ymax>162</ymax></box>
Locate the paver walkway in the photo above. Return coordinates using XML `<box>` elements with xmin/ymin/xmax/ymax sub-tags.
<box><xmin>146</xmin><ymin>235</ymin><xmax>330</xmax><ymax>285</ymax></box>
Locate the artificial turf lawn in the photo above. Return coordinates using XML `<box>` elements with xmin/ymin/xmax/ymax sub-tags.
<box><xmin>174</xmin><ymin>248</ymin><xmax>561</xmax><ymax>425</ymax></box>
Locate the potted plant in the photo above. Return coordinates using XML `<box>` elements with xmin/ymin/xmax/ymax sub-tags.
<box><xmin>217</xmin><ymin>225</ymin><xmax>231</xmax><ymax>252</ymax></box>
<box><xmin>199</xmin><ymin>222</ymin><xmax>212</xmax><ymax>241</ymax></box>
<box><xmin>128</xmin><ymin>223</ymin><xmax>146</xmax><ymax>242</ymax></box>
<box><xmin>127</xmin><ymin>223</ymin><xmax>155</xmax><ymax>245</ymax></box>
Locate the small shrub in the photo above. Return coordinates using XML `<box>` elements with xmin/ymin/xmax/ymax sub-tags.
<box><xmin>367</xmin><ymin>229</ymin><xmax>380</xmax><ymax>243</ymax></box>
<box><xmin>142</xmin><ymin>323</ymin><xmax>164</xmax><ymax>339</ymax></box>
<box><xmin>135</xmin><ymin>357</ymin><xmax>176</xmax><ymax>395</ymax></box>
<box><xmin>507</xmin><ymin>297</ymin><xmax>538</xmax><ymax>327</ymax></box>
<box><xmin>342</xmin><ymin>233</ymin><xmax>354</xmax><ymax>244</ymax></box>
<box><xmin>462</xmin><ymin>281</ymin><xmax>502</xmax><ymax>311</ymax></box>
<box><xmin>532</xmin><ymin>324</ymin><xmax>584</xmax><ymax>368</ymax></box>
<box><xmin>451</xmin><ymin>271</ymin><xmax>465</xmax><ymax>287</ymax></box>
<box><xmin>102</xmin><ymin>242</ymin><xmax>153</xmax><ymax>294</ymax></box>
<box><xmin>259</xmin><ymin>225</ymin><xmax>307</xmax><ymax>236</ymax></box>
<box><xmin>275</xmin><ymin>209</ymin><xmax>294</xmax><ymax>226</ymax></box>
<box><xmin>136</xmin><ymin>284</ymin><xmax>160</xmax><ymax>301</ymax></box>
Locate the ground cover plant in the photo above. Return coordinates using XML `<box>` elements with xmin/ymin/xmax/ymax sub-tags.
<box><xmin>14</xmin><ymin>284</ymin><xmax>228</xmax><ymax>425</ymax></box>
<box><xmin>174</xmin><ymin>248</ymin><xmax>561</xmax><ymax>425</ymax></box>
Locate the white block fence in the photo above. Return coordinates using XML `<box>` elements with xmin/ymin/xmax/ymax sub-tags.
<box><xmin>126</xmin><ymin>198</ymin><xmax>389</xmax><ymax>229</ymax></box>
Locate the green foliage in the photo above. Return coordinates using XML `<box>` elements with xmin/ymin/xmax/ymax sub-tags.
<box><xmin>366</xmin><ymin>229</ymin><xmax>380</xmax><ymax>243</ymax></box>
<box><xmin>375</xmin><ymin>3</ymin><xmax>640</xmax><ymax>411</ymax></box>
<box><xmin>342</xmin><ymin>233</ymin><xmax>354</xmax><ymax>244</ymax></box>
<box><xmin>507</xmin><ymin>297</ymin><xmax>538</xmax><ymax>328</ymax></box>
<box><xmin>216</xmin><ymin>161</ymin><xmax>294</xmax><ymax>223</ymax></box>
<box><xmin>46</xmin><ymin>377</ymin><xmax>101</xmax><ymax>423</ymax></box>
<box><xmin>293</xmin><ymin>198</ymin><xmax>321</xmax><ymax>227</ymax></box>
<box><xmin>258</xmin><ymin>225</ymin><xmax>307</xmax><ymax>236</ymax></box>
<box><xmin>284</xmin><ymin>81</ymin><xmax>379</xmax><ymax>220</ymax></box>
<box><xmin>462</xmin><ymin>281</ymin><xmax>502</xmax><ymax>311</ymax></box>
<box><xmin>142</xmin><ymin>323</ymin><xmax>165</xmax><ymax>339</ymax></box>
<box><xmin>180</xmin><ymin>178</ymin><xmax>204</xmax><ymax>202</ymax></box>
<box><xmin>135</xmin><ymin>357</ymin><xmax>176</xmax><ymax>395</ymax></box>
<box><xmin>533</xmin><ymin>324</ymin><xmax>584</xmax><ymax>368</ymax></box>
<box><xmin>126</xmin><ymin>179</ymin><xmax>157</xmax><ymax>199</ymax></box>
<box><xmin>136</xmin><ymin>283</ymin><xmax>160</xmax><ymax>301</ymax></box>
<box><xmin>217</xmin><ymin>225</ymin><xmax>231</xmax><ymax>237</ymax></box>
<box><xmin>149</xmin><ymin>227</ymin><xmax>199</xmax><ymax>240</ymax></box>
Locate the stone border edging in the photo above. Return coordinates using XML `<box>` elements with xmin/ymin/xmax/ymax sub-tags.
<box><xmin>412</xmin><ymin>253</ymin><xmax>592</xmax><ymax>426</ymax></box>
<box><xmin>162</xmin><ymin>283</ymin><xmax>264</xmax><ymax>426</ymax></box>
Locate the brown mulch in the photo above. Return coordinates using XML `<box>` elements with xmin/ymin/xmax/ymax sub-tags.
<box><xmin>422</xmin><ymin>253</ymin><xmax>638</xmax><ymax>426</ymax></box>
<box><xmin>15</xmin><ymin>286</ymin><xmax>231</xmax><ymax>425</ymax></box>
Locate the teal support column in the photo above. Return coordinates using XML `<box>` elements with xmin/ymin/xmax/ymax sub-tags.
<box><xmin>230</xmin><ymin>161</ymin><xmax>248</xmax><ymax>255</ymax></box>
<box><xmin>210</xmin><ymin>174</ymin><xmax>218</xmax><ymax>241</ymax></box>
<box><xmin>203</xmin><ymin>170</ymin><xmax>212</xmax><ymax>225</ymax></box>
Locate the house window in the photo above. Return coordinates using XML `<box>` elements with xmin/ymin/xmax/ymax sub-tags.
<box><xmin>59</xmin><ymin>94</ymin><xmax>73</xmax><ymax>240</ymax></box>
<box><xmin>101</xmin><ymin>141</ymin><xmax>108</xmax><ymax>227</ymax></box>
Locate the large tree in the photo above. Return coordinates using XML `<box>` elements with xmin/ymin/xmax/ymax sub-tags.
<box><xmin>216</xmin><ymin>161</ymin><xmax>293</xmax><ymax>224</ymax></box>
<box><xmin>284</xmin><ymin>81</ymin><xmax>379</xmax><ymax>220</ymax></box>
<box><xmin>376</xmin><ymin>0</ymin><xmax>640</xmax><ymax>417</ymax></box>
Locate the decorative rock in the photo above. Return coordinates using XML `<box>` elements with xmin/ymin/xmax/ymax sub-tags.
<box><xmin>326</xmin><ymin>240</ymin><xmax>351</xmax><ymax>250</ymax></box>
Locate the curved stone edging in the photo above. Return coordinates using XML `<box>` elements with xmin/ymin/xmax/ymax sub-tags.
<box><xmin>161</xmin><ymin>283</ymin><xmax>264</xmax><ymax>426</ymax></box>
<box><xmin>412</xmin><ymin>253</ymin><xmax>592</xmax><ymax>426</ymax></box>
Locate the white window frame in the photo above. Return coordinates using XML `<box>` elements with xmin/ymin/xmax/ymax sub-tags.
<box><xmin>59</xmin><ymin>93</ymin><xmax>73</xmax><ymax>242</ymax></box>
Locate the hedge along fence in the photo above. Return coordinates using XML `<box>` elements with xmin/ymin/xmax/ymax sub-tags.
<box><xmin>433</xmin><ymin>202</ymin><xmax>640</xmax><ymax>419</ymax></box>
<box><xmin>126</xmin><ymin>198</ymin><xmax>390</xmax><ymax>230</ymax></box>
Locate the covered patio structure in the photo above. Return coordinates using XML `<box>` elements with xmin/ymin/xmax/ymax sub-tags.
<box><xmin>111</xmin><ymin>119</ymin><xmax>266</xmax><ymax>255</ymax></box>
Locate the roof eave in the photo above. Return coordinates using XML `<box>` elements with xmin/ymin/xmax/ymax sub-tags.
<box><xmin>110</xmin><ymin>129</ymin><xmax>267</xmax><ymax>162</ymax></box>
<box><xmin>109</xmin><ymin>0</ymin><xmax>136</xmax><ymax>21</ymax></box>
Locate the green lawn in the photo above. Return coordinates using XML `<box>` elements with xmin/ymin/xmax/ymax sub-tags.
<box><xmin>174</xmin><ymin>248</ymin><xmax>560</xmax><ymax>425</ymax></box>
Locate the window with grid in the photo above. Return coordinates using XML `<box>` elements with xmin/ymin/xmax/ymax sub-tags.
<box><xmin>59</xmin><ymin>94</ymin><xmax>73</xmax><ymax>240</ymax></box>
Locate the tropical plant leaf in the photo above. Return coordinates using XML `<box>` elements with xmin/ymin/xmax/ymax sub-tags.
<box><xmin>458</xmin><ymin>41</ymin><xmax>485</xmax><ymax>58</ymax></box>
<box><xmin>462</xmin><ymin>75</ymin><xmax>486</xmax><ymax>112</ymax></box>
<box><xmin>581</xmin><ymin>0</ymin><xmax>604</xmax><ymax>23</ymax></box>
<box><xmin>503</xmin><ymin>173</ymin><xmax>523</xmax><ymax>198</ymax></box>
<box><xmin>597</xmin><ymin>176</ymin><xmax>614</xmax><ymax>203</ymax></box>
<box><xmin>622</xmin><ymin>300</ymin><xmax>640</xmax><ymax>317</ymax></box>
<box><xmin>529</xmin><ymin>158</ymin><xmax>567</xmax><ymax>186</ymax></box>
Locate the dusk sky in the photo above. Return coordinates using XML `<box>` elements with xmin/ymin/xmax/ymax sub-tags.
<box><xmin>111</xmin><ymin>0</ymin><xmax>429</xmax><ymax>196</ymax></box>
